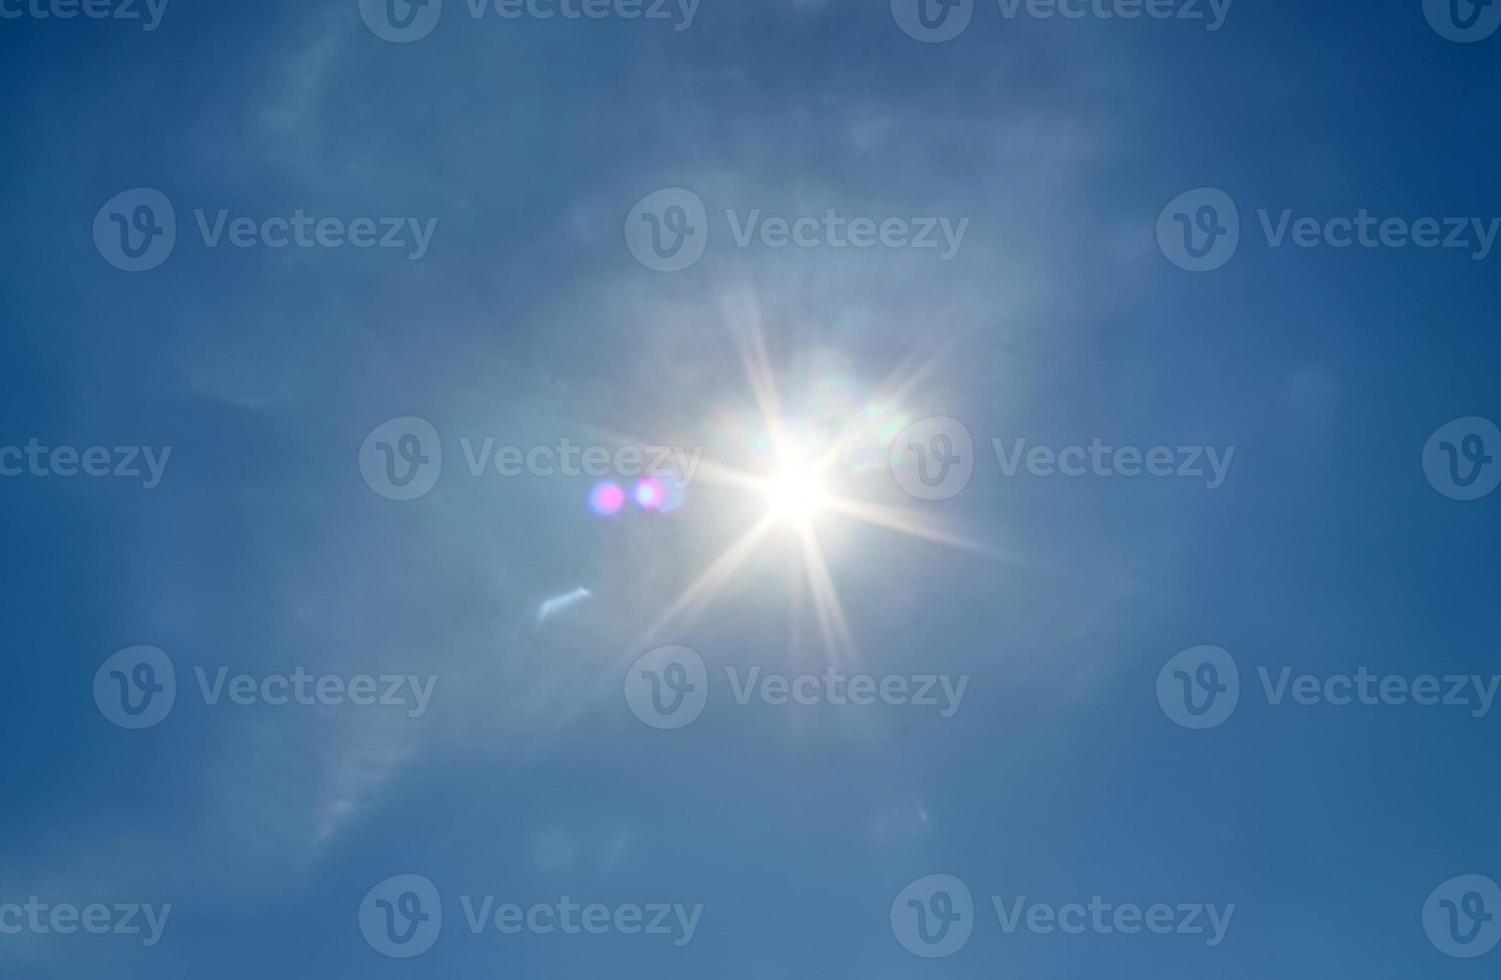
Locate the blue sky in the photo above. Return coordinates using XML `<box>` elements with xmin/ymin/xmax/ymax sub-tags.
<box><xmin>2</xmin><ymin>0</ymin><xmax>1500</xmax><ymax>977</ymax></box>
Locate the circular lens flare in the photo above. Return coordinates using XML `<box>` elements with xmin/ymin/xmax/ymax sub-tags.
<box><xmin>589</xmin><ymin>481</ymin><xmax>627</xmax><ymax>517</ymax></box>
<box><xmin>635</xmin><ymin>477</ymin><xmax>666</xmax><ymax>511</ymax></box>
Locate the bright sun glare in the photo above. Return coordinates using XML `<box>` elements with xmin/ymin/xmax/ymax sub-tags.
<box><xmin>764</xmin><ymin>464</ymin><xmax>828</xmax><ymax>523</ymax></box>
<box><xmin>619</xmin><ymin>299</ymin><xmax>992</xmax><ymax>660</ymax></box>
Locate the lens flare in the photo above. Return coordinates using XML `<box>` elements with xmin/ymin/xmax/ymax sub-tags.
<box><xmin>622</xmin><ymin>300</ymin><xmax>994</xmax><ymax>663</ymax></box>
<box><xmin>589</xmin><ymin>481</ymin><xmax>626</xmax><ymax>516</ymax></box>
<box><xmin>634</xmin><ymin>477</ymin><xmax>667</xmax><ymax>511</ymax></box>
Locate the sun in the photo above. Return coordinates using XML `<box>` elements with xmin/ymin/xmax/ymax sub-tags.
<box><xmin>619</xmin><ymin>298</ymin><xmax>995</xmax><ymax>661</ymax></box>
<box><xmin>763</xmin><ymin>463</ymin><xmax>829</xmax><ymax>523</ymax></box>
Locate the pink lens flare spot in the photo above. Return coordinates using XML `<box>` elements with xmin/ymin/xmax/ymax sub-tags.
<box><xmin>589</xmin><ymin>481</ymin><xmax>627</xmax><ymax>516</ymax></box>
<box><xmin>635</xmin><ymin>477</ymin><xmax>667</xmax><ymax>510</ymax></box>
